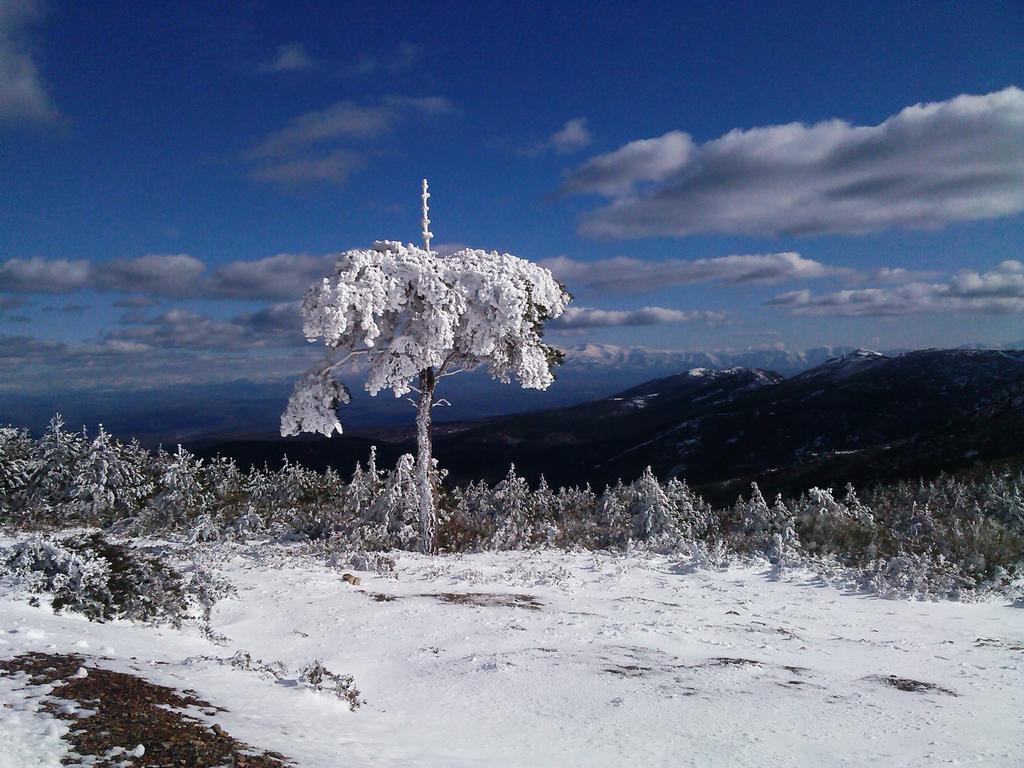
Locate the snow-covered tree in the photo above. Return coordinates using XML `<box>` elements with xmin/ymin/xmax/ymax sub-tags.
<box><xmin>532</xmin><ymin>475</ymin><xmax>561</xmax><ymax>546</ymax></box>
<box><xmin>280</xmin><ymin>180</ymin><xmax>570</xmax><ymax>553</ymax></box>
<box><xmin>27</xmin><ymin>414</ymin><xmax>86</xmax><ymax>514</ymax></box>
<box><xmin>0</xmin><ymin>426</ymin><xmax>36</xmax><ymax>517</ymax></box>
<box><xmin>664</xmin><ymin>476</ymin><xmax>714</xmax><ymax>540</ymax></box>
<box><xmin>627</xmin><ymin>466</ymin><xmax>676</xmax><ymax>544</ymax></box>
<box><xmin>346</xmin><ymin>447</ymin><xmax>384</xmax><ymax>520</ymax></box>
<box><xmin>71</xmin><ymin>426</ymin><xmax>153</xmax><ymax>523</ymax></box>
<box><xmin>146</xmin><ymin>445</ymin><xmax>211</xmax><ymax>530</ymax></box>
<box><xmin>556</xmin><ymin>483</ymin><xmax>599</xmax><ymax>546</ymax></box>
<box><xmin>598</xmin><ymin>479</ymin><xmax>632</xmax><ymax>547</ymax></box>
<box><xmin>367</xmin><ymin>453</ymin><xmax>420</xmax><ymax>548</ymax></box>
<box><xmin>489</xmin><ymin>464</ymin><xmax>535</xmax><ymax>549</ymax></box>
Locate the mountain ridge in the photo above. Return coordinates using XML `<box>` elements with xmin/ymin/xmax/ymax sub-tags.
<box><xmin>193</xmin><ymin>348</ymin><xmax>1024</xmax><ymax>502</ymax></box>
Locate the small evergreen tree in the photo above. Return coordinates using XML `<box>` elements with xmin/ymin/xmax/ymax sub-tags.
<box><xmin>367</xmin><ymin>453</ymin><xmax>420</xmax><ymax>548</ymax></box>
<box><xmin>490</xmin><ymin>464</ymin><xmax>535</xmax><ymax>549</ymax></box>
<box><xmin>146</xmin><ymin>445</ymin><xmax>212</xmax><ymax>531</ymax></box>
<box><xmin>27</xmin><ymin>414</ymin><xmax>86</xmax><ymax>516</ymax></box>
<box><xmin>627</xmin><ymin>466</ymin><xmax>677</xmax><ymax>544</ymax></box>
<box><xmin>71</xmin><ymin>426</ymin><xmax>153</xmax><ymax>524</ymax></box>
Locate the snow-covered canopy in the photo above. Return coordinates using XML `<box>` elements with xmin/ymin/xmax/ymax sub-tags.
<box><xmin>281</xmin><ymin>241</ymin><xmax>570</xmax><ymax>437</ymax></box>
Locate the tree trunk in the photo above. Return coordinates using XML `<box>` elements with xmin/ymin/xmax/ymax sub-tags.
<box><xmin>416</xmin><ymin>368</ymin><xmax>437</xmax><ymax>554</ymax></box>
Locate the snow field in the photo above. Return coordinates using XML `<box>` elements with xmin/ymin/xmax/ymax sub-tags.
<box><xmin>1</xmin><ymin>547</ymin><xmax>1022</xmax><ymax>767</ymax></box>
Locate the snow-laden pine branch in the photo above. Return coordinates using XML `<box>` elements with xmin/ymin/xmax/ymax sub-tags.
<box><xmin>281</xmin><ymin>240</ymin><xmax>570</xmax><ymax>438</ymax></box>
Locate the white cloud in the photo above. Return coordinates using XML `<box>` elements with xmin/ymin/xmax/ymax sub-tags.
<box><xmin>768</xmin><ymin>260</ymin><xmax>1024</xmax><ymax>316</ymax></box>
<box><xmin>93</xmin><ymin>254</ymin><xmax>206</xmax><ymax>295</ymax></box>
<box><xmin>111</xmin><ymin>309</ymin><xmax>256</xmax><ymax>350</ymax></box>
<box><xmin>207</xmin><ymin>253</ymin><xmax>331</xmax><ymax>300</ymax></box>
<box><xmin>558</xmin><ymin>131</ymin><xmax>693</xmax><ymax>197</ymax></box>
<box><xmin>249</xmin><ymin>102</ymin><xmax>399</xmax><ymax>157</ymax></box>
<box><xmin>560</xmin><ymin>88</ymin><xmax>1024</xmax><ymax>237</ymax></box>
<box><xmin>549</xmin><ymin>117</ymin><xmax>592</xmax><ymax>153</ymax></box>
<box><xmin>248</xmin><ymin>149</ymin><xmax>366</xmax><ymax>186</ymax></box>
<box><xmin>260</xmin><ymin>42</ymin><xmax>315</xmax><ymax>73</ymax></box>
<box><xmin>109</xmin><ymin>301</ymin><xmax>304</xmax><ymax>351</ymax></box>
<box><xmin>247</xmin><ymin>95</ymin><xmax>453</xmax><ymax>185</ymax></box>
<box><xmin>0</xmin><ymin>254</ymin><xmax>207</xmax><ymax>295</ymax></box>
<box><xmin>344</xmin><ymin>42</ymin><xmax>421</xmax><ymax>77</ymax></box>
<box><xmin>1</xmin><ymin>250</ymin><xmax>844</xmax><ymax>301</ymax></box>
<box><xmin>542</xmin><ymin>252</ymin><xmax>845</xmax><ymax>294</ymax></box>
<box><xmin>550</xmin><ymin>305</ymin><xmax>727</xmax><ymax>329</ymax></box>
<box><xmin>0</xmin><ymin>0</ymin><xmax>57</xmax><ymax>125</ymax></box>
<box><xmin>112</xmin><ymin>295</ymin><xmax>160</xmax><ymax>308</ymax></box>
<box><xmin>868</xmin><ymin>267</ymin><xmax>941</xmax><ymax>284</ymax></box>
<box><xmin>0</xmin><ymin>252</ymin><xmax>332</xmax><ymax>300</ymax></box>
<box><xmin>524</xmin><ymin>117</ymin><xmax>593</xmax><ymax>156</ymax></box>
<box><xmin>0</xmin><ymin>257</ymin><xmax>90</xmax><ymax>292</ymax></box>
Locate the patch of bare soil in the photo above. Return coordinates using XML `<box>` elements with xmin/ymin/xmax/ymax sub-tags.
<box><xmin>701</xmin><ymin>656</ymin><xmax>763</xmax><ymax>667</ymax></box>
<box><xmin>429</xmin><ymin>592</ymin><xmax>543</xmax><ymax>610</ymax></box>
<box><xmin>362</xmin><ymin>590</ymin><xmax>542</xmax><ymax>610</ymax></box>
<box><xmin>865</xmin><ymin>674</ymin><xmax>958</xmax><ymax>696</ymax></box>
<box><xmin>0</xmin><ymin>652</ymin><xmax>290</xmax><ymax>767</ymax></box>
<box><xmin>975</xmin><ymin>636</ymin><xmax>1024</xmax><ymax>651</ymax></box>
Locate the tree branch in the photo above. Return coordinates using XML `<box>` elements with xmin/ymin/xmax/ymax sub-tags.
<box><xmin>321</xmin><ymin>347</ymin><xmax>372</xmax><ymax>375</ymax></box>
<box><xmin>438</xmin><ymin>365</ymin><xmax>476</xmax><ymax>379</ymax></box>
<box><xmin>435</xmin><ymin>350</ymin><xmax>460</xmax><ymax>377</ymax></box>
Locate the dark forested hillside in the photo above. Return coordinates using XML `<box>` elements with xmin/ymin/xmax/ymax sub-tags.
<box><xmin>194</xmin><ymin>349</ymin><xmax>1024</xmax><ymax>501</ymax></box>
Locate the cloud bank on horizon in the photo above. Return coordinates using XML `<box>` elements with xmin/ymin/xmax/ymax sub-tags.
<box><xmin>769</xmin><ymin>260</ymin><xmax>1024</xmax><ymax>317</ymax></box>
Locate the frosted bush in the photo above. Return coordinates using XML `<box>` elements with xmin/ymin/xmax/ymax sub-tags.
<box><xmin>347</xmin><ymin>551</ymin><xmax>399</xmax><ymax>579</ymax></box>
<box><xmin>299</xmin><ymin>660</ymin><xmax>363</xmax><ymax>711</ymax></box>
<box><xmin>862</xmin><ymin>552</ymin><xmax>972</xmax><ymax>600</ymax></box>
<box><xmin>0</xmin><ymin>533</ymin><xmax>228</xmax><ymax>624</ymax></box>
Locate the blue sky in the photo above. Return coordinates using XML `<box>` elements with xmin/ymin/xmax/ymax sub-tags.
<box><xmin>1</xmin><ymin>0</ymin><xmax>1023</xmax><ymax>396</ymax></box>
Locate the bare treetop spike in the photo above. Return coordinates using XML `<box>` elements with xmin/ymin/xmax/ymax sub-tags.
<box><xmin>421</xmin><ymin>179</ymin><xmax>433</xmax><ymax>253</ymax></box>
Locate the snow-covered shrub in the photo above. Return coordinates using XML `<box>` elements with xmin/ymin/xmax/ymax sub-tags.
<box><xmin>346</xmin><ymin>449</ymin><xmax>384</xmax><ymax>520</ymax></box>
<box><xmin>227</xmin><ymin>650</ymin><xmax>289</xmax><ymax>680</ymax></box>
<box><xmin>860</xmin><ymin>552</ymin><xmax>973</xmax><ymax>600</ymax></box>
<box><xmin>299</xmin><ymin>660</ymin><xmax>363</xmax><ymax>711</ymax></box>
<box><xmin>665</xmin><ymin>477</ymin><xmax>716</xmax><ymax>541</ymax></box>
<box><xmin>346</xmin><ymin>551</ymin><xmax>399</xmax><ymax>579</ymax></box>
<box><xmin>720</xmin><ymin>483</ymin><xmax>800</xmax><ymax>564</ymax></box>
<box><xmin>0</xmin><ymin>426</ymin><xmax>36</xmax><ymax>519</ymax></box>
<box><xmin>552</xmin><ymin>484</ymin><xmax>600</xmax><ymax>548</ymax></box>
<box><xmin>791</xmin><ymin>487</ymin><xmax>876</xmax><ymax>559</ymax></box>
<box><xmin>597</xmin><ymin>480</ymin><xmax>632</xmax><ymax>547</ymax></box>
<box><xmin>530</xmin><ymin>476</ymin><xmax>563</xmax><ymax>546</ymax></box>
<box><xmin>0</xmin><ymin>533</ymin><xmax>205</xmax><ymax>623</ymax></box>
<box><xmin>1</xmin><ymin>414</ymin><xmax>1022</xmax><ymax>598</ymax></box>
<box><xmin>142</xmin><ymin>445</ymin><xmax>212</xmax><ymax>532</ymax></box>
<box><xmin>438</xmin><ymin>480</ymin><xmax>495</xmax><ymax>551</ymax></box>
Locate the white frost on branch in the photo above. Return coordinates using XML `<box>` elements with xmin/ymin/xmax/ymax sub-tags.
<box><xmin>281</xmin><ymin>365</ymin><xmax>351</xmax><ymax>437</ymax></box>
<box><xmin>281</xmin><ymin>240</ymin><xmax>570</xmax><ymax>436</ymax></box>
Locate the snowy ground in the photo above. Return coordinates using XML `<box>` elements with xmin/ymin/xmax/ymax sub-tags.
<box><xmin>2</xmin><ymin>546</ymin><xmax>1023</xmax><ymax>767</ymax></box>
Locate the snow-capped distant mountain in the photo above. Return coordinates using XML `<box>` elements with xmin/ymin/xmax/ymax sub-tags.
<box><xmin>561</xmin><ymin>343</ymin><xmax>857</xmax><ymax>378</ymax></box>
